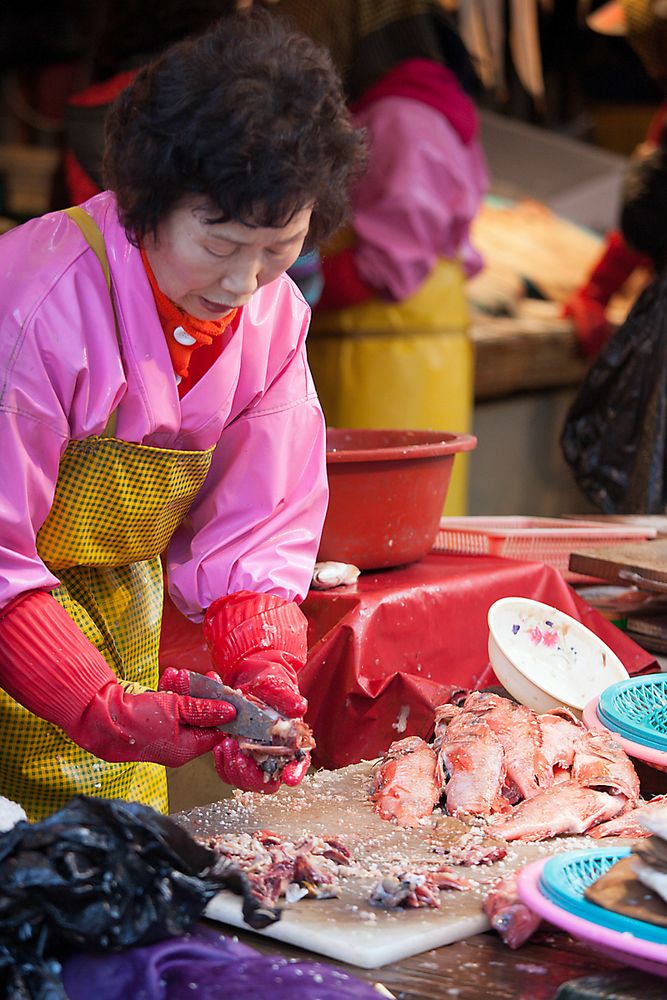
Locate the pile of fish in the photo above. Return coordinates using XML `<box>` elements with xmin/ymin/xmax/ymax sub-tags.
<box><xmin>371</xmin><ymin>690</ymin><xmax>667</xmax><ymax>843</ymax></box>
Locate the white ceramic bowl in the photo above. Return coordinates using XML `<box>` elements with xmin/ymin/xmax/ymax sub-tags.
<box><xmin>488</xmin><ymin>597</ymin><xmax>629</xmax><ymax>715</ymax></box>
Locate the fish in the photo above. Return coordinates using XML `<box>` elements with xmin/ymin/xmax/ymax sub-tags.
<box><xmin>538</xmin><ymin>707</ymin><xmax>586</xmax><ymax>772</ymax></box>
<box><xmin>483</xmin><ymin>871</ymin><xmax>542</xmax><ymax>949</ymax></box>
<box><xmin>487</xmin><ymin>783</ymin><xmax>627</xmax><ymax>843</ymax></box>
<box><xmin>571</xmin><ymin>730</ymin><xmax>640</xmax><ymax>806</ymax></box>
<box><xmin>370</xmin><ymin>736</ymin><xmax>443</xmax><ymax>828</ymax></box>
<box><xmin>462</xmin><ymin>691</ymin><xmax>552</xmax><ymax>801</ymax></box>
<box><xmin>588</xmin><ymin>795</ymin><xmax>667</xmax><ymax>839</ymax></box>
<box><xmin>434</xmin><ymin>703</ymin><xmax>510</xmax><ymax>818</ymax></box>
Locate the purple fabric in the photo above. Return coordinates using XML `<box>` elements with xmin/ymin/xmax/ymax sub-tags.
<box><xmin>61</xmin><ymin>926</ymin><xmax>379</xmax><ymax>999</ymax></box>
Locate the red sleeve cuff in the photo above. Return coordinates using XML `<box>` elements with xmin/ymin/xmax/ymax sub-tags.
<box><xmin>204</xmin><ymin>591</ymin><xmax>308</xmax><ymax>671</ymax></box>
<box><xmin>318</xmin><ymin>247</ymin><xmax>376</xmax><ymax>311</ymax></box>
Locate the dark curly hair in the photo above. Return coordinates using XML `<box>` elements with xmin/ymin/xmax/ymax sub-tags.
<box><xmin>103</xmin><ymin>8</ymin><xmax>366</xmax><ymax>245</ymax></box>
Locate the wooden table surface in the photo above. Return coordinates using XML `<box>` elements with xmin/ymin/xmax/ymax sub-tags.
<box><xmin>471</xmin><ymin>309</ymin><xmax>588</xmax><ymax>401</ymax></box>
<box><xmin>217</xmin><ymin>920</ymin><xmax>665</xmax><ymax>1000</ymax></box>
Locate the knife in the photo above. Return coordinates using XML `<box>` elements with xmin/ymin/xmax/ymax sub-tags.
<box><xmin>187</xmin><ymin>672</ymin><xmax>282</xmax><ymax>745</ymax></box>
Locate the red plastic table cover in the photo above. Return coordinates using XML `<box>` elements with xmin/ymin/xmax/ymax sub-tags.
<box><xmin>159</xmin><ymin>553</ymin><xmax>657</xmax><ymax>770</ymax></box>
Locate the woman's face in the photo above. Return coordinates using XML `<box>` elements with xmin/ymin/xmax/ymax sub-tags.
<box><xmin>144</xmin><ymin>196</ymin><xmax>313</xmax><ymax>320</ymax></box>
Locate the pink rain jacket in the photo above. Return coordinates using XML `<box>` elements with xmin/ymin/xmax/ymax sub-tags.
<box><xmin>0</xmin><ymin>192</ymin><xmax>327</xmax><ymax>619</ymax></box>
<box><xmin>353</xmin><ymin>96</ymin><xmax>488</xmax><ymax>301</ymax></box>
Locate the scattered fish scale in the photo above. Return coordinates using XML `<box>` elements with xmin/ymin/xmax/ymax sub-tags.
<box><xmin>430</xmin><ymin>829</ymin><xmax>508</xmax><ymax>866</ymax></box>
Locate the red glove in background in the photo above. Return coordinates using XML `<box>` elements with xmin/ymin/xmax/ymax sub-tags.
<box><xmin>0</xmin><ymin>591</ymin><xmax>236</xmax><ymax>768</ymax></box>
<box><xmin>318</xmin><ymin>246</ymin><xmax>376</xmax><ymax>311</ymax></box>
<box><xmin>562</xmin><ymin>291</ymin><xmax>613</xmax><ymax>360</ymax></box>
<box><xmin>199</xmin><ymin>591</ymin><xmax>312</xmax><ymax>793</ymax></box>
<box><xmin>562</xmin><ymin>229</ymin><xmax>651</xmax><ymax>358</ymax></box>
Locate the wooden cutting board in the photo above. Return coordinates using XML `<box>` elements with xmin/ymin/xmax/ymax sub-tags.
<box><xmin>569</xmin><ymin>540</ymin><xmax>667</xmax><ymax>592</ymax></box>
<box><xmin>177</xmin><ymin>763</ymin><xmax>626</xmax><ymax>969</ymax></box>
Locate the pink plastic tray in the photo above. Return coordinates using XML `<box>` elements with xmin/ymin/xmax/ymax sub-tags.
<box><xmin>518</xmin><ymin>859</ymin><xmax>667</xmax><ymax>978</ymax></box>
<box><xmin>433</xmin><ymin>517</ymin><xmax>656</xmax><ymax>582</ymax></box>
<box><xmin>583</xmin><ymin>696</ymin><xmax>667</xmax><ymax>773</ymax></box>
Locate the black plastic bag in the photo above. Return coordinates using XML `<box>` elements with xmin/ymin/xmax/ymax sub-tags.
<box><xmin>561</xmin><ymin>272</ymin><xmax>667</xmax><ymax>513</ymax></box>
<box><xmin>0</xmin><ymin>796</ymin><xmax>278</xmax><ymax>1000</ymax></box>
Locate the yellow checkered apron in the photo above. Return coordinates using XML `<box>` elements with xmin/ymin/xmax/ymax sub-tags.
<box><xmin>0</xmin><ymin>207</ymin><xmax>215</xmax><ymax>821</ymax></box>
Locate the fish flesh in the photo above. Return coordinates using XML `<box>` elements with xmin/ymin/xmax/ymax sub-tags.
<box><xmin>571</xmin><ymin>730</ymin><xmax>640</xmax><ymax>806</ymax></box>
<box><xmin>487</xmin><ymin>783</ymin><xmax>626</xmax><ymax>843</ymax></box>
<box><xmin>369</xmin><ymin>866</ymin><xmax>472</xmax><ymax>910</ymax></box>
<box><xmin>430</xmin><ymin>829</ymin><xmax>507</xmax><ymax>867</ymax></box>
<box><xmin>589</xmin><ymin>795</ymin><xmax>667</xmax><ymax>839</ymax></box>
<box><xmin>434</xmin><ymin>703</ymin><xmax>510</xmax><ymax>818</ymax></box>
<box><xmin>483</xmin><ymin>871</ymin><xmax>542</xmax><ymax>949</ymax></box>
<box><xmin>538</xmin><ymin>707</ymin><xmax>585</xmax><ymax>772</ymax></box>
<box><xmin>187</xmin><ymin>672</ymin><xmax>316</xmax><ymax>781</ymax></box>
<box><xmin>462</xmin><ymin>691</ymin><xmax>552</xmax><ymax>801</ymax></box>
<box><xmin>370</xmin><ymin>736</ymin><xmax>443</xmax><ymax>828</ymax></box>
<box><xmin>203</xmin><ymin>829</ymin><xmax>351</xmax><ymax>911</ymax></box>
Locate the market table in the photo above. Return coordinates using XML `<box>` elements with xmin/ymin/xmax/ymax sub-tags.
<box><xmin>160</xmin><ymin>552</ymin><xmax>656</xmax><ymax>774</ymax></box>
<box><xmin>215</xmin><ymin>919</ymin><xmax>666</xmax><ymax>1000</ymax></box>
<box><xmin>297</xmin><ymin>552</ymin><xmax>656</xmax><ymax>769</ymax></box>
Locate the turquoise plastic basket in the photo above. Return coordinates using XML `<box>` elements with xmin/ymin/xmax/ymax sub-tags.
<box><xmin>597</xmin><ymin>676</ymin><xmax>667</xmax><ymax>752</ymax></box>
<box><xmin>539</xmin><ymin>848</ymin><xmax>667</xmax><ymax>946</ymax></box>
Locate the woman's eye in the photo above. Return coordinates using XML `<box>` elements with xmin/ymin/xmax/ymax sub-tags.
<box><xmin>206</xmin><ymin>246</ymin><xmax>234</xmax><ymax>259</ymax></box>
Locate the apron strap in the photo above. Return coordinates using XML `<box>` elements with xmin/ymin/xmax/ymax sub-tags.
<box><xmin>64</xmin><ymin>206</ymin><xmax>122</xmax><ymax>438</ymax></box>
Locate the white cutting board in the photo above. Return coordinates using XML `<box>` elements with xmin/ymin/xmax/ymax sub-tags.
<box><xmin>178</xmin><ymin>763</ymin><xmax>621</xmax><ymax>969</ymax></box>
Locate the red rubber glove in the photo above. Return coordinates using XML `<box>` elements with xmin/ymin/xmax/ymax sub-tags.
<box><xmin>159</xmin><ymin>663</ymin><xmax>310</xmax><ymax>794</ymax></box>
<box><xmin>0</xmin><ymin>591</ymin><xmax>236</xmax><ymax>767</ymax></box>
<box><xmin>561</xmin><ymin>291</ymin><xmax>613</xmax><ymax>360</ymax></box>
<box><xmin>562</xmin><ymin>229</ymin><xmax>651</xmax><ymax>358</ymax></box>
<box><xmin>200</xmin><ymin>591</ymin><xmax>312</xmax><ymax>793</ymax></box>
<box><xmin>318</xmin><ymin>246</ymin><xmax>376</xmax><ymax>311</ymax></box>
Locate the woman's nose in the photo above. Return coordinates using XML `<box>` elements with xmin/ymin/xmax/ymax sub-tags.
<box><xmin>221</xmin><ymin>256</ymin><xmax>259</xmax><ymax>299</ymax></box>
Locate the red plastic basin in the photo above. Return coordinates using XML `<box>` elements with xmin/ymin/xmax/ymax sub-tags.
<box><xmin>317</xmin><ymin>428</ymin><xmax>477</xmax><ymax>571</ymax></box>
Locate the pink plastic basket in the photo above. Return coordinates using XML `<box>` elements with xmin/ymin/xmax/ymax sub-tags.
<box><xmin>518</xmin><ymin>858</ymin><xmax>667</xmax><ymax>979</ymax></box>
<box><xmin>433</xmin><ymin>517</ymin><xmax>656</xmax><ymax>582</ymax></box>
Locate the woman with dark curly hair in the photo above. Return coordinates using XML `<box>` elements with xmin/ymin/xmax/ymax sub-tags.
<box><xmin>0</xmin><ymin>10</ymin><xmax>364</xmax><ymax>821</ymax></box>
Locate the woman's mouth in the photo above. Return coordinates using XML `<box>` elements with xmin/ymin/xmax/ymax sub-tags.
<box><xmin>198</xmin><ymin>296</ymin><xmax>235</xmax><ymax>316</ymax></box>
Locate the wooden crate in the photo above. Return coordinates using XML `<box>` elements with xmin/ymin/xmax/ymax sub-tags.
<box><xmin>0</xmin><ymin>143</ymin><xmax>60</xmax><ymax>218</ymax></box>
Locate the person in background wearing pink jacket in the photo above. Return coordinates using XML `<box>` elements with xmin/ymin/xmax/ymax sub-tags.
<box><xmin>270</xmin><ymin>0</ymin><xmax>488</xmax><ymax>516</ymax></box>
<box><xmin>0</xmin><ymin>10</ymin><xmax>364</xmax><ymax>821</ymax></box>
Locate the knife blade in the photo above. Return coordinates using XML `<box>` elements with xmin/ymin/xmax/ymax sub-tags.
<box><xmin>187</xmin><ymin>672</ymin><xmax>281</xmax><ymax>744</ymax></box>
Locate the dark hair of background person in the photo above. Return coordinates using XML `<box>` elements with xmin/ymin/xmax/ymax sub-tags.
<box><xmin>90</xmin><ymin>0</ymin><xmax>237</xmax><ymax>79</ymax></box>
<box><xmin>621</xmin><ymin>138</ymin><xmax>667</xmax><ymax>272</ymax></box>
<box><xmin>103</xmin><ymin>9</ymin><xmax>366</xmax><ymax>248</ymax></box>
<box><xmin>262</xmin><ymin>0</ymin><xmax>481</xmax><ymax>103</ymax></box>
